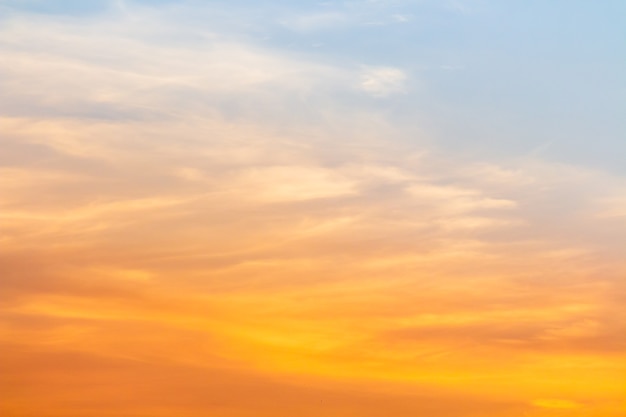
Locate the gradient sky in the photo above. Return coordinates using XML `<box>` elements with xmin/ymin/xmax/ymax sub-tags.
<box><xmin>1</xmin><ymin>1</ymin><xmax>625</xmax><ymax>416</ymax></box>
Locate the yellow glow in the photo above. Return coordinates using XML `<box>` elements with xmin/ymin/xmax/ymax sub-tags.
<box><xmin>532</xmin><ymin>399</ymin><xmax>582</xmax><ymax>409</ymax></box>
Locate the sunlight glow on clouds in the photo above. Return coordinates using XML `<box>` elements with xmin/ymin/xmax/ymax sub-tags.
<box><xmin>1</xmin><ymin>1</ymin><xmax>625</xmax><ymax>417</ymax></box>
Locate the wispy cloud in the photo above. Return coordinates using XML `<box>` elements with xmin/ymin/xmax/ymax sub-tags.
<box><xmin>1</xmin><ymin>2</ymin><xmax>625</xmax><ymax>417</ymax></box>
<box><xmin>360</xmin><ymin>66</ymin><xmax>409</xmax><ymax>96</ymax></box>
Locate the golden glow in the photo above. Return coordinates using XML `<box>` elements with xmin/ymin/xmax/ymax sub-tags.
<box><xmin>1</xmin><ymin>114</ymin><xmax>624</xmax><ymax>417</ymax></box>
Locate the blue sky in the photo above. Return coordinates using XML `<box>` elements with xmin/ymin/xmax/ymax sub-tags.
<box><xmin>1</xmin><ymin>0</ymin><xmax>624</xmax><ymax>172</ymax></box>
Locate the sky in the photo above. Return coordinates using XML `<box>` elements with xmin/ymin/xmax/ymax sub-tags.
<box><xmin>0</xmin><ymin>1</ymin><xmax>625</xmax><ymax>416</ymax></box>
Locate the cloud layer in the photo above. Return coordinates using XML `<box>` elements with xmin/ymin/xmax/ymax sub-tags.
<box><xmin>1</xmin><ymin>2</ymin><xmax>625</xmax><ymax>417</ymax></box>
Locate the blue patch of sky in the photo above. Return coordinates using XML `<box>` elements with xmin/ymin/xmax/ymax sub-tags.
<box><xmin>255</xmin><ymin>0</ymin><xmax>625</xmax><ymax>172</ymax></box>
<box><xmin>416</xmin><ymin>0</ymin><xmax>626</xmax><ymax>172</ymax></box>
<box><xmin>236</xmin><ymin>0</ymin><xmax>625</xmax><ymax>171</ymax></box>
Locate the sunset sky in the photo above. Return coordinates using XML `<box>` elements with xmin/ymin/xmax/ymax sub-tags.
<box><xmin>1</xmin><ymin>1</ymin><xmax>625</xmax><ymax>416</ymax></box>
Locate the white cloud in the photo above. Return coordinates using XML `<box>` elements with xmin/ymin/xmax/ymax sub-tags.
<box><xmin>391</xmin><ymin>13</ymin><xmax>412</xmax><ymax>23</ymax></box>
<box><xmin>359</xmin><ymin>66</ymin><xmax>408</xmax><ymax>97</ymax></box>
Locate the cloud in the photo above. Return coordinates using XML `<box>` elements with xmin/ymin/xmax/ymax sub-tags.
<box><xmin>360</xmin><ymin>66</ymin><xmax>408</xmax><ymax>96</ymax></box>
<box><xmin>235</xmin><ymin>165</ymin><xmax>358</xmax><ymax>202</ymax></box>
<box><xmin>1</xmin><ymin>3</ymin><xmax>625</xmax><ymax>417</ymax></box>
<box><xmin>0</xmin><ymin>7</ymin><xmax>359</xmax><ymax>124</ymax></box>
<box><xmin>391</xmin><ymin>13</ymin><xmax>412</xmax><ymax>22</ymax></box>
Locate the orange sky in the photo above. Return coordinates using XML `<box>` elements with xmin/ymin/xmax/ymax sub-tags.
<box><xmin>1</xmin><ymin>2</ymin><xmax>625</xmax><ymax>417</ymax></box>
<box><xmin>2</xmin><ymin>113</ymin><xmax>624</xmax><ymax>417</ymax></box>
